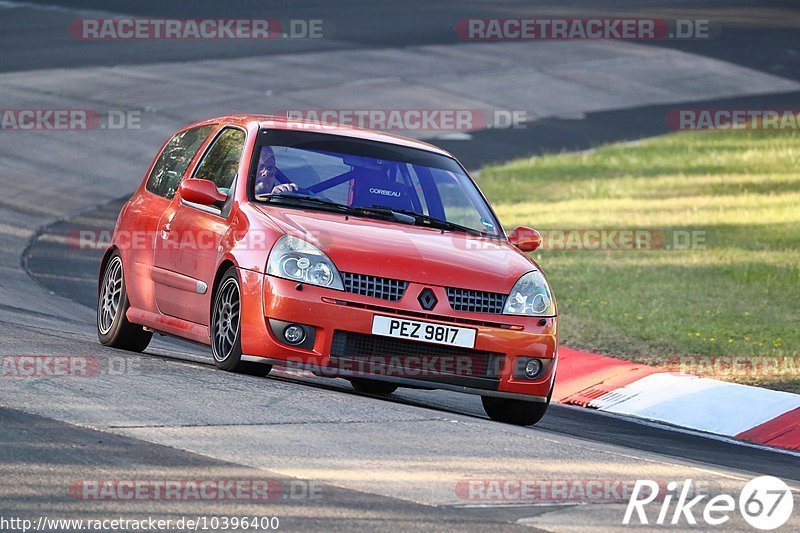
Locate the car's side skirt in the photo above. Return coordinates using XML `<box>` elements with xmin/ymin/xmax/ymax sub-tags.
<box><xmin>126</xmin><ymin>307</ymin><xmax>211</xmax><ymax>345</ymax></box>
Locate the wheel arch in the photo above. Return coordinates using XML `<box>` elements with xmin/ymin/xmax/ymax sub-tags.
<box><xmin>98</xmin><ymin>245</ymin><xmax>119</xmax><ymax>297</ymax></box>
<box><xmin>210</xmin><ymin>258</ymin><xmax>238</xmax><ymax>317</ymax></box>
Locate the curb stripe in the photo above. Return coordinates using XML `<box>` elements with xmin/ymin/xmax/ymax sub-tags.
<box><xmin>587</xmin><ymin>373</ymin><xmax>800</xmax><ymax>436</ymax></box>
<box><xmin>552</xmin><ymin>347</ymin><xmax>660</xmax><ymax>406</ymax></box>
<box><xmin>554</xmin><ymin>347</ymin><xmax>800</xmax><ymax>451</ymax></box>
<box><xmin>736</xmin><ymin>408</ymin><xmax>800</xmax><ymax>451</ymax></box>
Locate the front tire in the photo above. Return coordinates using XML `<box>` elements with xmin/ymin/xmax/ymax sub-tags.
<box><xmin>481</xmin><ymin>396</ymin><xmax>549</xmax><ymax>426</ymax></box>
<box><xmin>97</xmin><ymin>252</ymin><xmax>152</xmax><ymax>352</ymax></box>
<box><xmin>211</xmin><ymin>267</ymin><xmax>272</xmax><ymax>377</ymax></box>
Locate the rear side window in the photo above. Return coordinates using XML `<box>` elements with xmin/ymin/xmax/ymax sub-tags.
<box><xmin>193</xmin><ymin>128</ymin><xmax>246</xmax><ymax>195</ymax></box>
<box><xmin>145</xmin><ymin>125</ymin><xmax>215</xmax><ymax>199</ymax></box>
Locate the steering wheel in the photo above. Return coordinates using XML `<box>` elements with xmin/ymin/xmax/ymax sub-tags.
<box><xmin>282</xmin><ymin>186</ymin><xmax>315</xmax><ymax>196</ymax></box>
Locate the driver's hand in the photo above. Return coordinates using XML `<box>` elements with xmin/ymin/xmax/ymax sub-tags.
<box><xmin>271</xmin><ymin>183</ymin><xmax>299</xmax><ymax>194</ymax></box>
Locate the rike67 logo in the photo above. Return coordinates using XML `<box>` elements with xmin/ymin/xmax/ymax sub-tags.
<box><xmin>624</xmin><ymin>476</ymin><xmax>794</xmax><ymax>530</ymax></box>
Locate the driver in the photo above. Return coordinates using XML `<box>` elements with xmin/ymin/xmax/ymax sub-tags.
<box><xmin>254</xmin><ymin>146</ymin><xmax>299</xmax><ymax>195</ymax></box>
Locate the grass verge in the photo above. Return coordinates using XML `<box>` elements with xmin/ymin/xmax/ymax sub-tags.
<box><xmin>479</xmin><ymin>129</ymin><xmax>800</xmax><ymax>393</ymax></box>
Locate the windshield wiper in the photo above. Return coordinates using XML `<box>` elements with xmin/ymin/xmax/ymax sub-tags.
<box><xmin>367</xmin><ymin>206</ymin><xmax>485</xmax><ymax>236</ymax></box>
<box><xmin>354</xmin><ymin>205</ymin><xmax>416</xmax><ymax>224</ymax></box>
<box><xmin>259</xmin><ymin>193</ymin><xmax>354</xmax><ymax>213</ymax></box>
<box><xmin>259</xmin><ymin>194</ymin><xmax>484</xmax><ymax>235</ymax></box>
<box><xmin>260</xmin><ymin>193</ymin><xmax>414</xmax><ymax>224</ymax></box>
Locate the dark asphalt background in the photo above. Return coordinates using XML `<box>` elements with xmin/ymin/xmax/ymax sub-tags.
<box><xmin>0</xmin><ymin>407</ymin><xmax>556</xmax><ymax>532</ymax></box>
<box><xmin>5</xmin><ymin>0</ymin><xmax>797</xmax><ymax>166</ymax></box>
<box><xmin>6</xmin><ymin>0</ymin><xmax>800</xmax><ymax>79</ymax></box>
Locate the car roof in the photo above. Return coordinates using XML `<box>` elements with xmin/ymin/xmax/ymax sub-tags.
<box><xmin>191</xmin><ymin>114</ymin><xmax>455</xmax><ymax>158</ymax></box>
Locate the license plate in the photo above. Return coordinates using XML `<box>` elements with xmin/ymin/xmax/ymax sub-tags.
<box><xmin>371</xmin><ymin>315</ymin><xmax>476</xmax><ymax>348</ymax></box>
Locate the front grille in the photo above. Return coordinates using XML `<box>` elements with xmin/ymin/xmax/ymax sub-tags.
<box><xmin>342</xmin><ymin>272</ymin><xmax>407</xmax><ymax>302</ymax></box>
<box><xmin>446</xmin><ymin>287</ymin><xmax>507</xmax><ymax>314</ymax></box>
<box><xmin>330</xmin><ymin>330</ymin><xmax>503</xmax><ymax>389</ymax></box>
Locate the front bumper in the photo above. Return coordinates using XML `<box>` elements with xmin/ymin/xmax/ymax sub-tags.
<box><xmin>239</xmin><ymin>272</ymin><xmax>557</xmax><ymax>401</ymax></box>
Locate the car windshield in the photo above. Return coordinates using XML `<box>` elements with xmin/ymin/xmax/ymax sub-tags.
<box><xmin>250</xmin><ymin>130</ymin><xmax>501</xmax><ymax>236</ymax></box>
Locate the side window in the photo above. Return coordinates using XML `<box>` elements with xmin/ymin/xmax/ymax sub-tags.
<box><xmin>146</xmin><ymin>125</ymin><xmax>215</xmax><ymax>199</ymax></box>
<box><xmin>430</xmin><ymin>169</ymin><xmax>494</xmax><ymax>233</ymax></box>
<box><xmin>193</xmin><ymin>128</ymin><xmax>246</xmax><ymax>194</ymax></box>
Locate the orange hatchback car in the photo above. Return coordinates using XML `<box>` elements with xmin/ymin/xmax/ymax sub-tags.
<box><xmin>98</xmin><ymin>116</ymin><xmax>558</xmax><ymax>425</ymax></box>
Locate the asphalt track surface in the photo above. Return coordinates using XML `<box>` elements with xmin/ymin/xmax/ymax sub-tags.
<box><xmin>2</xmin><ymin>1</ymin><xmax>800</xmax><ymax>531</ymax></box>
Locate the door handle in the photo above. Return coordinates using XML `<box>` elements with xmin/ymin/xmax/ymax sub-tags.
<box><xmin>160</xmin><ymin>223</ymin><xmax>171</xmax><ymax>239</ymax></box>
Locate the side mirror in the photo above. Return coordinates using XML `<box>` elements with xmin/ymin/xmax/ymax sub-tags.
<box><xmin>178</xmin><ymin>178</ymin><xmax>227</xmax><ymax>207</ymax></box>
<box><xmin>508</xmin><ymin>226</ymin><xmax>542</xmax><ymax>252</ymax></box>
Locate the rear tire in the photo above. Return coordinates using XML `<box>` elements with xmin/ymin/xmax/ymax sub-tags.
<box><xmin>211</xmin><ymin>267</ymin><xmax>272</xmax><ymax>377</ymax></box>
<box><xmin>350</xmin><ymin>378</ymin><xmax>398</xmax><ymax>395</ymax></box>
<box><xmin>481</xmin><ymin>396</ymin><xmax>549</xmax><ymax>426</ymax></box>
<box><xmin>97</xmin><ymin>252</ymin><xmax>152</xmax><ymax>352</ymax></box>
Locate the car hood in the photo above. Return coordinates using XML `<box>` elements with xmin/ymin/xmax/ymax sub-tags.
<box><xmin>255</xmin><ymin>205</ymin><xmax>535</xmax><ymax>292</ymax></box>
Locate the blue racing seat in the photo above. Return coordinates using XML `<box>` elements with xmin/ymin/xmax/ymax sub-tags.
<box><xmin>349</xmin><ymin>168</ymin><xmax>415</xmax><ymax>211</ymax></box>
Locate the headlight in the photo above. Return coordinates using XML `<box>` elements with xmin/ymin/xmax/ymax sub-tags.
<box><xmin>503</xmin><ymin>271</ymin><xmax>555</xmax><ymax>316</ymax></box>
<box><xmin>267</xmin><ymin>235</ymin><xmax>344</xmax><ymax>290</ymax></box>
